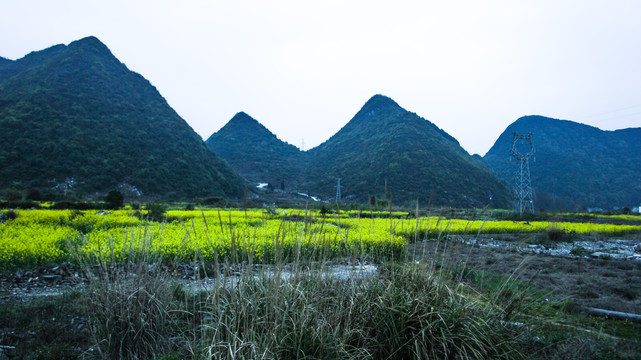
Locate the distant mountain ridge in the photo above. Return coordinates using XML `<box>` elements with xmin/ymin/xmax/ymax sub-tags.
<box><xmin>9</xmin><ymin>37</ymin><xmax>637</xmax><ymax>209</ymax></box>
<box><xmin>208</xmin><ymin>95</ymin><xmax>512</xmax><ymax>208</ymax></box>
<box><xmin>0</xmin><ymin>36</ymin><xmax>246</xmax><ymax>199</ymax></box>
<box><xmin>484</xmin><ymin>115</ymin><xmax>641</xmax><ymax>210</ymax></box>
<box><xmin>206</xmin><ymin>112</ymin><xmax>305</xmax><ymax>189</ymax></box>
<box><xmin>303</xmin><ymin>95</ymin><xmax>511</xmax><ymax>206</ymax></box>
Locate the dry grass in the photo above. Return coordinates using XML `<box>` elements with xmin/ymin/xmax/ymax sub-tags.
<box><xmin>79</xmin><ymin>258</ymin><xmax>526</xmax><ymax>359</ymax></box>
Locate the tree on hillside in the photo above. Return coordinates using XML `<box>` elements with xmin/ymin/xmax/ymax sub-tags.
<box><xmin>105</xmin><ymin>190</ymin><xmax>124</xmax><ymax>209</ymax></box>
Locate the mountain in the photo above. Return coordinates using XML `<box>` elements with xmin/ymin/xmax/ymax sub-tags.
<box><xmin>0</xmin><ymin>36</ymin><xmax>245</xmax><ymax>199</ymax></box>
<box><xmin>0</xmin><ymin>45</ymin><xmax>66</xmax><ymax>84</ymax></box>
<box><xmin>302</xmin><ymin>95</ymin><xmax>511</xmax><ymax>207</ymax></box>
<box><xmin>484</xmin><ymin>115</ymin><xmax>641</xmax><ymax>210</ymax></box>
<box><xmin>206</xmin><ymin>112</ymin><xmax>304</xmax><ymax>190</ymax></box>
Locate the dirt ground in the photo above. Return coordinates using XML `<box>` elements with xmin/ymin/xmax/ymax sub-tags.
<box><xmin>409</xmin><ymin>235</ymin><xmax>641</xmax><ymax>314</ymax></box>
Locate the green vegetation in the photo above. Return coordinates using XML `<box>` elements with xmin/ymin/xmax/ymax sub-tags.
<box><xmin>2</xmin><ymin>208</ymin><xmax>640</xmax><ymax>270</ymax></box>
<box><xmin>104</xmin><ymin>190</ymin><xmax>124</xmax><ymax>209</ymax></box>
<box><xmin>1</xmin><ymin>208</ymin><xmax>640</xmax><ymax>359</ymax></box>
<box><xmin>206</xmin><ymin>112</ymin><xmax>305</xmax><ymax>191</ymax></box>
<box><xmin>0</xmin><ymin>291</ymin><xmax>89</xmax><ymax>359</ymax></box>
<box><xmin>484</xmin><ymin>115</ymin><xmax>641</xmax><ymax>210</ymax></box>
<box><xmin>0</xmin><ymin>36</ymin><xmax>245</xmax><ymax>200</ymax></box>
<box><xmin>206</xmin><ymin>95</ymin><xmax>513</xmax><ymax>207</ymax></box>
<box><xmin>0</xmin><ymin>209</ymin><xmax>407</xmax><ymax>269</ymax></box>
<box><xmin>304</xmin><ymin>95</ymin><xmax>513</xmax><ymax>207</ymax></box>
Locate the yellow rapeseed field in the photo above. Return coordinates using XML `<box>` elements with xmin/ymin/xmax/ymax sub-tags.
<box><xmin>1</xmin><ymin>208</ymin><xmax>640</xmax><ymax>269</ymax></box>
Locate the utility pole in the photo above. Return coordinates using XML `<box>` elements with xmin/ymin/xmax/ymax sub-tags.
<box><xmin>335</xmin><ymin>178</ymin><xmax>342</xmax><ymax>203</ymax></box>
<box><xmin>510</xmin><ymin>132</ymin><xmax>535</xmax><ymax>216</ymax></box>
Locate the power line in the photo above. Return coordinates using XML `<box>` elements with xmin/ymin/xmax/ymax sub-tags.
<box><xmin>575</xmin><ymin>103</ymin><xmax>641</xmax><ymax>125</ymax></box>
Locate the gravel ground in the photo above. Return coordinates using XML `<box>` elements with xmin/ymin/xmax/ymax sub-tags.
<box><xmin>409</xmin><ymin>234</ymin><xmax>641</xmax><ymax>314</ymax></box>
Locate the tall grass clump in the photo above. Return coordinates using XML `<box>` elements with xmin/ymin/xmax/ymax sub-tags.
<box><xmin>76</xmin><ymin>235</ymin><xmax>189</xmax><ymax>360</ymax></box>
<box><xmin>195</xmin><ymin>261</ymin><xmax>525</xmax><ymax>359</ymax></box>
<box><xmin>83</xmin><ymin>265</ymin><xmax>183</xmax><ymax>359</ymax></box>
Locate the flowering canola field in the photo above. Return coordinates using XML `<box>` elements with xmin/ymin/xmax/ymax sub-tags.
<box><xmin>1</xmin><ymin>209</ymin><xmax>640</xmax><ymax>269</ymax></box>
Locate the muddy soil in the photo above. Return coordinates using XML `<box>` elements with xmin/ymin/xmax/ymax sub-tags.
<box><xmin>409</xmin><ymin>235</ymin><xmax>641</xmax><ymax>314</ymax></box>
<box><xmin>0</xmin><ymin>261</ymin><xmax>379</xmax><ymax>303</ymax></box>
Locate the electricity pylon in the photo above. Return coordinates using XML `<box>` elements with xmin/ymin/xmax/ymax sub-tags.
<box><xmin>335</xmin><ymin>178</ymin><xmax>342</xmax><ymax>202</ymax></box>
<box><xmin>510</xmin><ymin>132</ymin><xmax>535</xmax><ymax>216</ymax></box>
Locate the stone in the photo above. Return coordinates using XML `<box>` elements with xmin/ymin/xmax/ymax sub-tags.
<box><xmin>0</xmin><ymin>345</ymin><xmax>16</xmax><ymax>359</ymax></box>
<box><xmin>42</xmin><ymin>274</ymin><xmax>60</xmax><ymax>282</ymax></box>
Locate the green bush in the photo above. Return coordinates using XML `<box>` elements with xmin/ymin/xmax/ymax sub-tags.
<box><xmin>145</xmin><ymin>202</ymin><xmax>167</xmax><ymax>221</ymax></box>
<box><xmin>2</xmin><ymin>210</ymin><xmax>18</xmax><ymax>221</ymax></box>
<box><xmin>104</xmin><ymin>190</ymin><xmax>124</xmax><ymax>209</ymax></box>
<box><xmin>26</xmin><ymin>187</ymin><xmax>42</xmax><ymax>201</ymax></box>
<box><xmin>547</xmin><ymin>227</ymin><xmax>575</xmax><ymax>242</ymax></box>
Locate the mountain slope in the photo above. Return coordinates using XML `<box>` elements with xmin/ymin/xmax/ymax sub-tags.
<box><xmin>484</xmin><ymin>115</ymin><xmax>641</xmax><ymax>210</ymax></box>
<box><xmin>0</xmin><ymin>36</ymin><xmax>245</xmax><ymax>199</ymax></box>
<box><xmin>0</xmin><ymin>45</ymin><xmax>67</xmax><ymax>84</ymax></box>
<box><xmin>206</xmin><ymin>112</ymin><xmax>304</xmax><ymax>189</ymax></box>
<box><xmin>303</xmin><ymin>95</ymin><xmax>511</xmax><ymax>207</ymax></box>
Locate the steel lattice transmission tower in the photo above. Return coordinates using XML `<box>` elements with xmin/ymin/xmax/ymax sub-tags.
<box><xmin>335</xmin><ymin>178</ymin><xmax>342</xmax><ymax>202</ymax></box>
<box><xmin>510</xmin><ymin>132</ymin><xmax>535</xmax><ymax>216</ymax></box>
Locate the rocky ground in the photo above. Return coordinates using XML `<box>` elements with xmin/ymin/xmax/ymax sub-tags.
<box><xmin>409</xmin><ymin>234</ymin><xmax>641</xmax><ymax>314</ymax></box>
<box><xmin>0</xmin><ymin>260</ymin><xmax>380</xmax><ymax>304</ymax></box>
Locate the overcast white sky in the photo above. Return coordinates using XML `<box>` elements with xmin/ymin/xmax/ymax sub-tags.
<box><xmin>2</xmin><ymin>0</ymin><xmax>640</xmax><ymax>155</ymax></box>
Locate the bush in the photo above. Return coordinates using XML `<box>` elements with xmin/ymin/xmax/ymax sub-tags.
<box><xmin>1</xmin><ymin>210</ymin><xmax>18</xmax><ymax>221</ymax></box>
<box><xmin>50</xmin><ymin>201</ymin><xmax>105</xmax><ymax>210</ymax></box>
<box><xmin>200</xmin><ymin>197</ymin><xmax>227</xmax><ymax>207</ymax></box>
<box><xmin>104</xmin><ymin>190</ymin><xmax>124</xmax><ymax>209</ymax></box>
<box><xmin>547</xmin><ymin>227</ymin><xmax>575</xmax><ymax>242</ymax></box>
<box><xmin>26</xmin><ymin>187</ymin><xmax>42</xmax><ymax>201</ymax></box>
<box><xmin>0</xmin><ymin>200</ymin><xmax>41</xmax><ymax>209</ymax></box>
<box><xmin>145</xmin><ymin>202</ymin><xmax>167</xmax><ymax>221</ymax></box>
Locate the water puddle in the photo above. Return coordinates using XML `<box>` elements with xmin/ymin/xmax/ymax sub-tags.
<box><xmin>181</xmin><ymin>264</ymin><xmax>379</xmax><ymax>295</ymax></box>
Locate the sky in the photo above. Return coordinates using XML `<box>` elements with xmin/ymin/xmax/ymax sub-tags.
<box><xmin>2</xmin><ymin>0</ymin><xmax>640</xmax><ymax>155</ymax></box>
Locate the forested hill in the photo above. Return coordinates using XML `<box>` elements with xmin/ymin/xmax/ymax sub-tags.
<box><xmin>302</xmin><ymin>95</ymin><xmax>512</xmax><ymax>207</ymax></box>
<box><xmin>0</xmin><ymin>36</ymin><xmax>245</xmax><ymax>199</ymax></box>
<box><xmin>206</xmin><ymin>112</ymin><xmax>305</xmax><ymax>190</ymax></box>
<box><xmin>484</xmin><ymin>115</ymin><xmax>641</xmax><ymax>210</ymax></box>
